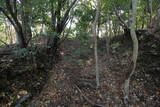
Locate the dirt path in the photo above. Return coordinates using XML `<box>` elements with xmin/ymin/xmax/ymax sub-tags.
<box><xmin>29</xmin><ymin>39</ymin><xmax>160</xmax><ymax>107</ymax></box>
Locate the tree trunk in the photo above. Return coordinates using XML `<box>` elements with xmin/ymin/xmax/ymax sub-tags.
<box><xmin>148</xmin><ymin>0</ymin><xmax>153</xmax><ymax>23</ymax></box>
<box><xmin>105</xmin><ymin>15</ymin><xmax>111</xmax><ymax>58</ymax></box>
<box><xmin>92</xmin><ymin>0</ymin><xmax>100</xmax><ymax>87</ymax></box>
<box><xmin>21</xmin><ymin>0</ymin><xmax>32</xmax><ymax>45</ymax></box>
<box><xmin>47</xmin><ymin>0</ymin><xmax>78</xmax><ymax>55</ymax></box>
<box><xmin>16</xmin><ymin>28</ymin><xmax>27</xmax><ymax>48</ymax></box>
<box><xmin>0</xmin><ymin>0</ymin><xmax>31</xmax><ymax>48</ymax></box>
<box><xmin>123</xmin><ymin>0</ymin><xmax>138</xmax><ymax>105</ymax></box>
<box><xmin>148</xmin><ymin>9</ymin><xmax>160</xmax><ymax>40</ymax></box>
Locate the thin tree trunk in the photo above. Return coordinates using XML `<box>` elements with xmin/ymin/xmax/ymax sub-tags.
<box><xmin>9</xmin><ymin>27</ymin><xmax>13</xmax><ymax>44</ymax></box>
<box><xmin>105</xmin><ymin>24</ymin><xmax>108</xmax><ymax>56</ymax></box>
<box><xmin>113</xmin><ymin>3</ymin><xmax>129</xmax><ymax>30</ymax></box>
<box><xmin>123</xmin><ymin>0</ymin><xmax>138</xmax><ymax>105</ymax></box>
<box><xmin>105</xmin><ymin>14</ymin><xmax>110</xmax><ymax>58</ymax></box>
<box><xmin>148</xmin><ymin>0</ymin><xmax>153</xmax><ymax>23</ymax></box>
<box><xmin>92</xmin><ymin>0</ymin><xmax>100</xmax><ymax>87</ymax></box>
<box><xmin>141</xmin><ymin>10</ymin><xmax>145</xmax><ymax>29</ymax></box>
<box><xmin>47</xmin><ymin>0</ymin><xmax>79</xmax><ymax>55</ymax></box>
<box><xmin>21</xmin><ymin>0</ymin><xmax>32</xmax><ymax>45</ymax></box>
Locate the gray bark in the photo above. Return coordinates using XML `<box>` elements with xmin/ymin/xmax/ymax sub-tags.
<box><xmin>149</xmin><ymin>0</ymin><xmax>153</xmax><ymax>22</ymax></box>
<box><xmin>123</xmin><ymin>0</ymin><xmax>138</xmax><ymax>105</ymax></box>
<box><xmin>92</xmin><ymin>0</ymin><xmax>100</xmax><ymax>87</ymax></box>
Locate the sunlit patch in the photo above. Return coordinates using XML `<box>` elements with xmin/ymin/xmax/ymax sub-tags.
<box><xmin>87</xmin><ymin>59</ymin><xmax>92</xmax><ymax>65</ymax></box>
<box><xmin>18</xmin><ymin>90</ymin><xmax>28</xmax><ymax>95</ymax></box>
<box><xmin>60</xmin><ymin>51</ymin><xmax>64</xmax><ymax>55</ymax></box>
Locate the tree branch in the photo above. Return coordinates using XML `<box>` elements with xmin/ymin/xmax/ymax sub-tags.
<box><xmin>58</xmin><ymin>17</ymin><xmax>74</xmax><ymax>45</ymax></box>
<box><xmin>50</xmin><ymin>0</ymin><xmax>56</xmax><ymax>31</ymax></box>
<box><xmin>60</xmin><ymin>0</ymin><xmax>79</xmax><ymax>30</ymax></box>
<box><xmin>0</xmin><ymin>7</ymin><xmax>16</xmax><ymax>28</ymax></box>
<box><xmin>0</xmin><ymin>38</ymin><xmax>9</xmax><ymax>46</ymax></box>
<box><xmin>5</xmin><ymin>0</ymin><xmax>22</xmax><ymax>30</ymax></box>
<box><xmin>112</xmin><ymin>3</ymin><xmax>129</xmax><ymax>29</ymax></box>
<box><xmin>74</xmin><ymin>85</ymin><xmax>104</xmax><ymax>107</ymax></box>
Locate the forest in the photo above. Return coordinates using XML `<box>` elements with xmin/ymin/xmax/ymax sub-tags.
<box><xmin>0</xmin><ymin>0</ymin><xmax>160</xmax><ymax>106</ymax></box>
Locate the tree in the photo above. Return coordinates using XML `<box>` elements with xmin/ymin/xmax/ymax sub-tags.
<box><xmin>0</xmin><ymin>0</ymin><xmax>32</xmax><ymax>48</ymax></box>
<box><xmin>148</xmin><ymin>8</ymin><xmax>160</xmax><ymax>40</ymax></box>
<box><xmin>105</xmin><ymin>13</ymin><xmax>110</xmax><ymax>58</ymax></box>
<box><xmin>123</xmin><ymin>0</ymin><xmax>138</xmax><ymax>104</ymax></box>
<box><xmin>47</xmin><ymin>0</ymin><xmax>79</xmax><ymax>55</ymax></box>
<box><xmin>92</xmin><ymin>0</ymin><xmax>100</xmax><ymax>87</ymax></box>
<box><xmin>21</xmin><ymin>0</ymin><xmax>32</xmax><ymax>46</ymax></box>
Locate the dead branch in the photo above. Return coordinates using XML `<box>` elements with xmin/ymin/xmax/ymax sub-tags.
<box><xmin>74</xmin><ymin>85</ymin><xmax>104</xmax><ymax>107</ymax></box>
<box><xmin>0</xmin><ymin>39</ymin><xmax>9</xmax><ymax>46</ymax></box>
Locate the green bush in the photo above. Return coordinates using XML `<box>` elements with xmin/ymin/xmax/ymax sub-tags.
<box><xmin>111</xmin><ymin>42</ymin><xmax>121</xmax><ymax>49</ymax></box>
<box><xmin>73</xmin><ymin>45</ymin><xmax>91</xmax><ymax>57</ymax></box>
<box><xmin>15</xmin><ymin>48</ymin><xmax>30</xmax><ymax>56</ymax></box>
<box><xmin>76</xmin><ymin>32</ymin><xmax>90</xmax><ymax>43</ymax></box>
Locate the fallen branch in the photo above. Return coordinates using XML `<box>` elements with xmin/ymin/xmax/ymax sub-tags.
<box><xmin>0</xmin><ymin>39</ymin><xmax>9</xmax><ymax>46</ymax></box>
<box><xmin>74</xmin><ymin>85</ymin><xmax>104</xmax><ymax>107</ymax></box>
<box><xmin>14</xmin><ymin>94</ymin><xmax>31</xmax><ymax>107</ymax></box>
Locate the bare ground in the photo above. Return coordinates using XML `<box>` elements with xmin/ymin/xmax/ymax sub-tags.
<box><xmin>30</xmin><ymin>38</ymin><xmax>160</xmax><ymax>107</ymax></box>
